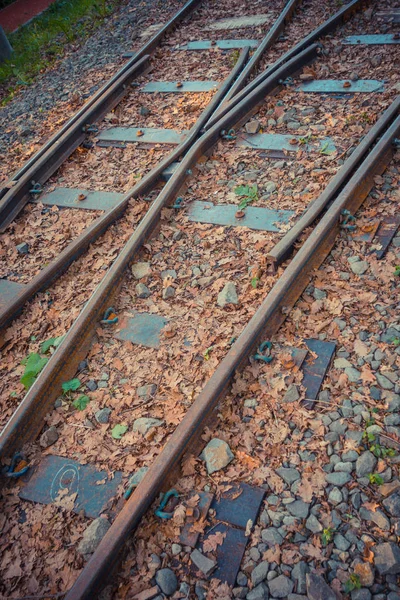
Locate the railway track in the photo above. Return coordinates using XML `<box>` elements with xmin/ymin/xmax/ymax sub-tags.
<box><xmin>1</xmin><ymin>0</ymin><xmax>400</xmax><ymax>598</ymax></box>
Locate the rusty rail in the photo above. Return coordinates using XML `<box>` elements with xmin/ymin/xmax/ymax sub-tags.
<box><xmin>65</xmin><ymin>104</ymin><xmax>400</xmax><ymax>600</ymax></box>
<box><xmin>204</xmin><ymin>0</ymin><xmax>365</xmax><ymax>130</ymax></box>
<box><xmin>211</xmin><ymin>0</ymin><xmax>301</xmax><ymax>117</ymax></box>
<box><xmin>0</xmin><ymin>47</ymin><xmax>250</xmax><ymax>332</ymax></box>
<box><xmin>0</xmin><ymin>0</ymin><xmax>202</xmax><ymax>230</ymax></box>
<box><xmin>268</xmin><ymin>96</ymin><xmax>400</xmax><ymax>267</ymax></box>
<box><xmin>0</xmin><ymin>43</ymin><xmax>319</xmax><ymax>459</ymax></box>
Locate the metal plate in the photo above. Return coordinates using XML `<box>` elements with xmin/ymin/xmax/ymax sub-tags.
<box><xmin>343</xmin><ymin>34</ymin><xmax>400</xmax><ymax>45</ymax></box>
<box><xmin>115</xmin><ymin>312</ymin><xmax>168</xmax><ymax>348</ymax></box>
<box><xmin>297</xmin><ymin>80</ymin><xmax>385</xmax><ymax>93</ymax></box>
<box><xmin>205</xmin><ymin>14</ymin><xmax>272</xmax><ymax>30</ymax></box>
<box><xmin>352</xmin><ymin>220</ymin><xmax>380</xmax><ymax>242</ymax></box>
<box><xmin>38</xmin><ymin>188</ymin><xmax>123</xmax><ymax>211</ymax></box>
<box><xmin>141</xmin><ymin>81</ymin><xmax>219</xmax><ymax>93</ymax></box>
<box><xmin>187</xmin><ymin>201</ymin><xmax>293</xmax><ymax>232</ymax></box>
<box><xmin>97</xmin><ymin>127</ymin><xmax>188</xmax><ymax>146</ymax></box>
<box><xmin>180</xmin><ymin>39</ymin><xmax>259</xmax><ymax>50</ymax></box>
<box><xmin>19</xmin><ymin>455</ymin><xmax>123</xmax><ymax>518</ymax></box>
<box><xmin>180</xmin><ymin>491</ymin><xmax>214</xmax><ymax>547</ymax></box>
<box><xmin>374</xmin><ymin>216</ymin><xmax>400</xmax><ymax>259</ymax></box>
<box><xmin>210</xmin><ymin>482</ymin><xmax>265</xmax><ymax>529</ymax></box>
<box><xmin>200</xmin><ymin>523</ymin><xmax>247</xmax><ymax>585</ymax></box>
<box><xmin>301</xmin><ymin>339</ymin><xmax>336</xmax><ymax>405</ymax></box>
<box><xmin>195</xmin><ymin>483</ymin><xmax>265</xmax><ymax>585</ymax></box>
<box><xmin>237</xmin><ymin>133</ymin><xmax>336</xmax><ymax>154</ymax></box>
<box><xmin>0</xmin><ymin>279</ymin><xmax>25</xmax><ymax>311</ymax></box>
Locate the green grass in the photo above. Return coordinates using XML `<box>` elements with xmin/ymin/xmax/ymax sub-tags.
<box><xmin>0</xmin><ymin>0</ymin><xmax>121</xmax><ymax>105</ymax></box>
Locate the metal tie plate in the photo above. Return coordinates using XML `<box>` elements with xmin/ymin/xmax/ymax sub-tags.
<box><xmin>197</xmin><ymin>483</ymin><xmax>265</xmax><ymax>585</ymax></box>
<box><xmin>237</xmin><ymin>133</ymin><xmax>336</xmax><ymax>154</ymax></box>
<box><xmin>187</xmin><ymin>201</ymin><xmax>294</xmax><ymax>232</ymax></box>
<box><xmin>297</xmin><ymin>80</ymin><xmax>385</xmax><ymax>93</ymax></box>
<box><xmin>115</xmin><ymin>312</ymin><xmax>168</xmax><ymax>348</ymax></box>
<box><xmin>97</xmin><ymin>127</ymin><xmax>188</xmax><ymax>146</ymax></box>
<box><xmin>343</xmin><ymin>34</ymin><xmax>400</xmax><ymax>45</ymax></box>
<box><xmin>37</xmin><ymin>187</ymin><xmax>124</xmax><ymax>211</ymax></box>
<box><xmin>0</xmin><ymin>279</ymin><xmax>25</xmax><ymax>311</ymax></box>
<box><xmin>291</xmin><ymin>339</ymin><xmax>336</xmax><ymax>408</ymax></box>
<box><xmin>141</xmin><ymin>81</ymin><xmax>219</xmax><ymax>93</ymax></box>
<box><xmin>205</xmin><ymin>14</ymin><xmax>272</xmax><ymax>30</ymax></box>
<box><xmin>19</xmin><ymin>455</ymin><xmax>123</xmax><ymax>518</ymax></box>
<box><xmin>179</xmin><ymin>39</ymin><xmax>259</xmax><ymax>50</ymax></box>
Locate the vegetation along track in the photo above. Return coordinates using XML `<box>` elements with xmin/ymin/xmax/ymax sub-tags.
<box><xmin>0</xmin><ymin>0</ymin><xmax>400</xmax><ymax>599</ymax></box>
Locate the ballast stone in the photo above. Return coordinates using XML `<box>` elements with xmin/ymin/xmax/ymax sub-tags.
<box><xmin>217</xmin><ymin>282</ymin><xmax>238</xmax><ymax>307</ymax></box>
<box><xmin>132</xmin><ymin>262</ymin><xmax>151</xmax><ymax>279</ymax></box>
<box><xmin>200</xmin><ymin>438</ymin><xmax>234</xmax><ymax>474</ymax></box>
<box><xmin>306</xmin><ymin>572</ymin><xmax>337</xmax><ymax>600</ymax></box>
<box><xmin>155</xmin><ymin>568</ymin><xmax>178</xmax><ymax>596</ymax></box>
<box><xmin>190</xmin><ymin>548</ymin><xmax>217</xmax><ymax>577</ymax></box>
<box><xmin>78</xmin><ymin>517</ymin><xmax>111</xmax><ymax>555</ymax></box>
<box><xmin>133</xmin><ymin>417</ymin><xmax>163</xmax><ymax>435</ymax></box>
<box><xmin>40</xmin><ymin>426</ymin><xmax>58</xmax><ymax>448</ymax></box>
<box><xmin>373</xmin><ymin>542</ymin><xmax>400</xmax><ymax>575</ymax></box>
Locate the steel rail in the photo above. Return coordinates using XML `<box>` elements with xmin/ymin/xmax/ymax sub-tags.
<box><xmin>0</xmin><ymin>56</ymin><xmax>150</xmax><ymax>231</ymax></box>
<box><xmin>0</xmin><ymin>44</ymin><xmax>319</xmax><ymax>460</ymax></box>
<box><xmin>0</xmin><ymin>0</ymin><xmax>365</xmax><ymax>325</ymax></box>
<box><xmin>267</xmin><ymin>96</ymin><xmax>400</xmax><ymax>267</ymax></box>
<box><xmin>211</xmin><ymin>0</ymin><xmax>301</xmax><ymax>118</ymax></box>
<box><xmin>0</xmin><ymin>0</ymin><xmax>202</xmax><ymax>229</ymax></box>
<box><xmin>0</xmin><ymin>47</ymin><xmax>250</xmax><ymax>332</ymax></box>
<box><xmin>204</xmin><ymin>0</ymin><xmax>365</xmax><ymax>131</ymax></box>
<box><xmin>65</xmin><ymin>105</ymin><xmax>400</xmax><ymax>600</ymax></box>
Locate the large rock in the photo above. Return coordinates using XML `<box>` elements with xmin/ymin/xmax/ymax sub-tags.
<box><xmin>78</xmin><ymin>517</ymin><xmax>111</xmax><ymax>555</ymax></box>
<box><xmin>353</xmin><ymin>561</ymin><xmax>374</xmax><ymax>587</ymax></box>
<box><xmin>132</xmin><ymin>262</ymin><xmax>151</xmax><ymax>279</ymax></box>
<box><xmin>292</xmin><ymin>562</ymin><xmax>309</xmax><ymax>594</ymax></box>
<box><xmin>276</xmin><ymin>467</ymin><xmax>300</xmax><ymax>485</ymax></box>
<box><xmin>133</xmin><ymin>417</ymin><xmax>163</xmax><ymax>435</ymax></box>
<box><xmin>268</xmin><ymin>575</ymin><xmax>293</xmax><ymax>598</ymax></box>
<box><xmin>40</xmin><ymin>426</ymin><xmax>58</xmax><ymax>448</ymax></box>
<box><xmin>356</xmin><ymin>451</ymin><xmax>377</xmax><ymax>478</ymax></box>
<box><xmin>251</xmin><ymin>561</ymin><xmax>269</xmax><ymax>586</ymax></box>
<box><xmin>383</xmin><ymin>492</ymin><xmax>400</xmax><ymax>517</ymax></box>
<box><xmin>190</xmin><ymin>549</ymin><xmax>216</xmax><ymax>577</ymax></box>
<box><xmin>359</xmin><ymin>507</ymin><xmax>390</xmax><ymax>531</ymax></box>
<box><xmin>306</xmin><ymin>572</ymin><xmax>337</xmax><ymax>600</ymax></box>
<box><xmin>200</xmin><ymin>438</ymin><xmax>234</xmax><ymax>474</ymax></box>
<box><xmin>286</xmin><ymin>500</ymin><xmax>310</xmax><ymax>519</ymax></box>
<box><xmin>246</xmin><ymin>583</ymin><xmax>269</xmax><ymax>600</ymax></box>
<box><xmin>245</xmin><ymin>120</ymin><xmax>260</xmax><ymax>134</ymax></box>
<box><xmin>217</xmin><ymin>282</ymin><xmax>238</xmax><ymax>307</ymax></box>
<box><xmin>155</xmin><ymin>568</ymin><xmax>178</xmax><ymax>596</ymax></box>
<box><xmin>373</xmin><ymin>542</ymin><xmax>400</xmax><ymax>575</ymax></box>
<box><xmin>325</xmin><ymin>472</ymin><xmax>352</xmax><ymax>486</ymax></box>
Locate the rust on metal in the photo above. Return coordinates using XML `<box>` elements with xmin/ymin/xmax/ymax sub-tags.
<box><xmin>180</xmin><ymin>491</ymin><xmax>214</xmax><ymax>547</ymax></box>
<box><xmin>267</xmin><ymin>97</ymin><xmax>400</xmax><ymax>268</ymax></box>
<box><xmin>63</xmin><ymin>113</ymin><xmax>400</xmax><ymax>600</ymax></box>
<box><xmin>0</xmin><ymin>0</ymin><xmax>203</xmax><ymax>229</ymax></box>
<box><xmin>205</xmin><ymin>0</ymin><xmax>366</xmax><ymax>130</ymax></box>
<box><xmin>0</xmin><ymin>49</ymin><xmax>250</xmax><ymax>333</ymax></box>
<box><xmin>373</xmin><ymin>215</ymin><xmax>400</xmax><ymax>259</ymax></box>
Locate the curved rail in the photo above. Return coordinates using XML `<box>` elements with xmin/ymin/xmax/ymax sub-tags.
<box><xmin>0</xmin><ymin>0</ymin><xmax>202</xmax><ymax>229</ymax></box>
<box><xmin>65</xmin><ymin>102</ymin><xmax>400</xmax><ymax>600</ymax></box>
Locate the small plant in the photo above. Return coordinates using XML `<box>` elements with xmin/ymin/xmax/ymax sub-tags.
<box><xmin>365</xmin><ymin>417</ymin><xmax>375</xmax><ymax>428</ymax></box>
<box><xmin>62</xmin><ymin>378</ymin><xmax>81</xmax><ymax>394</ymax></box>
<box><xmin>321</xmin><ymin>527</ymin><xmax>334</xmax><ymax>546</ymax></box>
<box><xmin>392</xmin><ymin>338</ymin><xmax>400</xmax><ymax>347</ymax></box>
<box><xmin>344</xmin><ymin>573</ymin><xmax>361</xmax><ymax>593</ymax></box>
<box><xmin>251</xmin><ymin>276</ymin><xmax>259</xmax><ymax>288</ymax></box>
<box><xmin>394</xmin><ymin>265</ymin><xmax>400</xmax><ymax>277</ymax></box>
<box><xmin>203</xmin><ymin>346</ymin><xmax>214</xmax><ymax>361</ymax></box>
<box><xmin>111</xmin><ymin>424</ymin><xmax>128</xmax><ymax>439</ymax></box>
<box><xmin>362</xmin><ymin>429</ymin><xmax>376</xmax><ymax>443</ymax></box>
<box><xmin>72</xmin><ymin>395</ymin><xmax>90</xmax><ymax>411</ymax></box>
<box><xmin>368</xmin><ymin>473</ymin><xmax>384</xmax><ymax>486</ymax></box>
<box><xmin>370</xmin><ymin>443</ymin><xmax>396</xmax><ymax>459</ymax></box>
<box><xmin>229</xmin><ymin>48</ymin><xmax>241</xmax><ymax>67</ymax></box>
<box><xmin>20</xmin><ymin>353</ymin><xmax>48</xmax><ymax>390</ymax></box>
<box><xmin>234</xmin><ymin>184</ymin><xmax>259</xmax><ymax>210</ymax></box>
